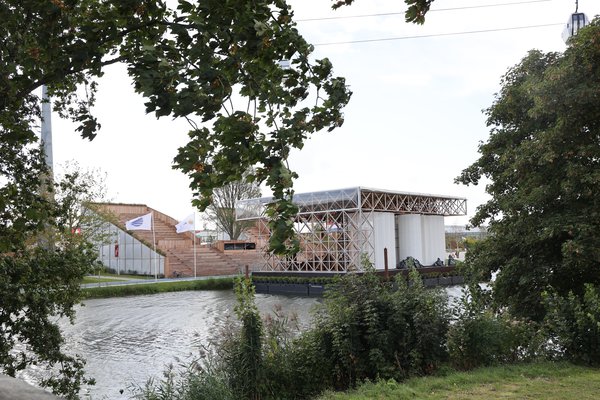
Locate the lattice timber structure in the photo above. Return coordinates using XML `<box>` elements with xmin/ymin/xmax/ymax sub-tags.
<box><xmin>237</xmin><ymin>187</ymin><xmax>467</xmax><ymax>273</ymax></box>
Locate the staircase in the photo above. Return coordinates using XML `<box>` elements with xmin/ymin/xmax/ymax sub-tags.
<box><xmin>93</xmin><ymin>203</ymin><xmax>263</xmax><ymax>277</ymax></box>
<box><xmin>165</xmin><ymin>246</ymin><xmax>241</xmax><ymax>277</ymax></box>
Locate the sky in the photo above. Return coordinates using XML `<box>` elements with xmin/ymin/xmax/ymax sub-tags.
<box><xmin>48</xmin><ymin>0</ymin><xmax>600</xmax><ymax>227</ymax></box>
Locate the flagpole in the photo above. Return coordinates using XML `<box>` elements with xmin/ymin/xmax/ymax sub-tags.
<box><xmin>193</xmin><ymin>213</ymin><xmax>197</xmax><ymax>278</ymax></box>
<box><xmin>152</xmin><ymin>211</ymin><xmax>157</xmax><ymax>280</ymax></box>
<box><xmin>117</xmin><ymin>231</ymin><xmax>120</xmax><ymax>276</ymax></box>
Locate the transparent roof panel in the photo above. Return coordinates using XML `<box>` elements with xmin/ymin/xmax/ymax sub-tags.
<box><xmin>236</xmin><ymin>187</ymin><xmax>360</xmax><ymax>220</ymax></box>
<box><xmin>236</xmin><ymin>186</ymin><xmax>466</xmax><ymax>220</ymax></box>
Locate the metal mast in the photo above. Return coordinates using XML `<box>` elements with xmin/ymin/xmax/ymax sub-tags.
<box><xmin>41</xmin><ymin>85</ymin><xmax>54</xmax><ymax>174</ymax></box>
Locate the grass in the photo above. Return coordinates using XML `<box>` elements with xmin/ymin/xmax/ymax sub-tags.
<box><xmin>92</xmin><ymin>270</ymin><xmax>153</xmax><ymax>280</ymax></box>
<box><xmin>82</xmin><ymin>277</ymin><xmax>235</xmax><ymax>299</ymax></box>
<box><xmin>317</xmin><ymin>362</ymin><xmax>600</xmax><ymax>400</ymax></box>
<box><xmin>82</xmin><ymin>276</ymin><xmax>128</xmax><ymax>284</ymax></box>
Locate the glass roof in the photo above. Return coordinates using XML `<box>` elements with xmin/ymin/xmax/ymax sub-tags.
<box><xmin>236</xmin><ymin>187</ymin><xmax>467</xmax><ymax>220</ymax></box>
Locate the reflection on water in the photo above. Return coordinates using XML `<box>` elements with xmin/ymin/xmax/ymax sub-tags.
<box><xmin>22</xmin><ymin>286</ymin><xmax>465</xmax><ymax>400</ymax></box>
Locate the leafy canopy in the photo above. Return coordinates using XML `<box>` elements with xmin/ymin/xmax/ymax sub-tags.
<box><xmin>1</xmin><ymin>0</ymin><xmax>435</xmax><ymax>255</ymax></box>
<box><xmin>457</xmin><ymin>19</ymin><xmax>600</xmax><ymax>321</ymax></box>
<box><xmin>0</xmin><ymin>159</ymin><xmax>99</xmax><ymax>397</ymax></box>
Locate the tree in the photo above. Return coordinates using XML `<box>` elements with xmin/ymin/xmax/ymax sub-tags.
<box><xmin>206</xmin><ymin>171</ymin><xmax>261</xmax><ymax>240</ymax></box>
<box><xmin>456</xmin><ymin>19</ymin><xmax>600</xmax><ymax>321</ymax></box>
<box><xmin>54</xmin><ymin>161</ymin><xmax>117</xmax><ymax>248</ymax></box>
<box><xmin>332</xmin><ymin>0</ymin><xmax>434</xmax><ymax>24</ymax></box>
<box><xmin>0</xmin><ymin>158</ymin><xmax>98</xmax><ymax>398</ymax></box>
<box><xmin>2</xmin><ymin>0</ymin><xmax>435</xmax><ymax>256</ymax></box>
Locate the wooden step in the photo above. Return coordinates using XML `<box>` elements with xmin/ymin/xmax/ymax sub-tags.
<box><xmin>96</xmin><ymin>203</ymin><xmax>261</xmax><ymax>277</ymax></box>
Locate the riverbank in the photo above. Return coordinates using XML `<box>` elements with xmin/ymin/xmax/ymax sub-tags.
<box><xmin>82</xmin><ymin>276</ymin><xmax>235</xmax><ymax>298</ymax></box>
<box><xmin>317</xmin><ymin>362</ymin><xmax>600</xmax><ymax>399</ymax></box>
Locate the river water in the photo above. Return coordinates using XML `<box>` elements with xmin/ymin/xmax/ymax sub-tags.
<box><xmin>23</xmin><ymin>291</ymin><xmax>320</xmax><ymax>400</ymax></box>
<box><xmin>21</xmin><ymin>286</ymin><xmax>464</xmax><ymax>400</ymax></box>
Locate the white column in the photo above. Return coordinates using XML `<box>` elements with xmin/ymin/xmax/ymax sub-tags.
<box><xmin>422</xmin><ymin>215</ymin><xmax>445</xmax><ymax>265</ymax></box>
<box><xmin>396</xmin><ymin>214</ymin><xmax>424</xmax><ymax>264</ymax></box>
<box><xmin>373</xmin><ymin>212</ymin><xmax>396</xmax><ymax>269</ymax></box>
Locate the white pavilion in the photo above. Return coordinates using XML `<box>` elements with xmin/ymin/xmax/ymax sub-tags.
<box><xmin>236</xmin><ymin>187</ymin><xmax>467</xmax><ymax>272</ymax></box>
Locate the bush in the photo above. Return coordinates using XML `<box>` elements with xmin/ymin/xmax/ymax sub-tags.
<box><xmin>542</xmin><ymin>284</ymin><xmax>600</xmax><ymax>366</ymax></box>
<box><xmin>308</xmin><ymin>266</ymin><xmax>450</xmax><ymax>389</ymax></box>
<box><xmin>448</xmin><ymin>287</ymin><xmax>542</xmax><ymax>370</ymax></box>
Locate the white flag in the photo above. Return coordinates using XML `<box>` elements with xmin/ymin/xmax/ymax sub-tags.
<box><xmin>125</xmin><ymin>212</ymin><xmax>152</xmax><ymax>231</ymax></box>
<box><xmin>175</xmin><ymin>213</ymin><xmax>195</xmax><ymax>233</ymax></box>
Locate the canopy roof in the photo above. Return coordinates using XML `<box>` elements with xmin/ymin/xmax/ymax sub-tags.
<box><xmin>236</xmin><ymin>187</ymin><xmax>467</xmax><ymax>220</ymax></box>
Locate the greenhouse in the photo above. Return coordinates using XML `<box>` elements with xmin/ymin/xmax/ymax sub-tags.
<box><xmin>236</xmin><ymin>187</ymin><xmax>467</xmax><ymax>272</ymax></box>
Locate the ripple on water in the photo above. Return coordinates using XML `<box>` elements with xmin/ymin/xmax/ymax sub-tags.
<box><xmin>40</xmin><ymin>290</ymin><xmax>318</xmax><ymax>400</ymax></box>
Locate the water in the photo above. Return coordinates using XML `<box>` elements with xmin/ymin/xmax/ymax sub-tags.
<box><xmin>22</xmin><ymin>286</ymin><xmax>465</xmax><ymax>400</ymax></box>
<box><xmin>22</xmin><ymin>290</ymin><xmax>319</xmax><ymax>400</ymax></box>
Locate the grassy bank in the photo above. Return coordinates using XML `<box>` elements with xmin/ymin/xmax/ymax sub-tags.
<box><xmin>98</xmin><ymin>272</ymin><xmax>153</xmax><ymax>279</ymax></box>
<box><xmin>318</xmin><ymin>362</ymin><xmax>600</xmax><ymax>400</ymax></box>
<box><xmin>82</xmin><ymin>277</ymin><xmax>235</xmax><ymax>299</ymax></box>
<box><xmin>82</xmin><ymin>276</ymin><xmax>128</xmax><ymax>284</ymax></box>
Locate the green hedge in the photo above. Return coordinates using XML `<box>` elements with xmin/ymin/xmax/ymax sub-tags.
<box><xmin>251</xmin><ymin>275</ymin><xmax>333</xmax><ymax>285</ymax></box>
<box><xmin>82</xmin><ymin>278</ymin><xmax>235</xmax><ymax>299</ymax></box>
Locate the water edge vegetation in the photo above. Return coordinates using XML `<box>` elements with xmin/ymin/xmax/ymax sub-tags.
<box><xmin>81</xmin><ymin>277</ymin><xmax>235</xmax><ymax>299</ymax></box>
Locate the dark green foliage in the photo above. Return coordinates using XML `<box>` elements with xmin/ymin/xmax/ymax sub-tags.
<box><xmin>0</xmin><ymin>153</ymin><xmax>104</xmax><ymax>397</ymax></box>
<box><xmin>138</xmin><ymin>267</ymin><xmax>451</xmax><ymax>400</ymax></box>
<box><xmin>0</xmin><ymin>245</ymin><xmax>95</xmax><ymax>399</ymax></box>
<box><xmin>447</xmin><ymin>287</ymin><xmax>541</xmax><ymax>370</ymax></box>
<box><xmin>310</xmin><ymin>267</ymin><xmax>449</xmax><ymax>389</ymax></box>
<box><xmin>332</xmin><ymin>0</ymin><xmax>434</xmax><ymax>24</ymax></box>
<box><xmin>0</xmin><ymin>1</ymin><xmax>436</xmax><ymax>396</ymax></box>
<box><xmin>542</xmin><ymin>284</ymin><xmax>600</xmax><ymax>366</ymax></box>
<box><xmin>252</xmin><ymin>274</ymin><xmax>334</xmax><ymax>285</ymax></box>
<box><xmin>457</xmin><ymin>20</ymin><xmax>600</xmax><ymax>321</ymax></box>
<box><xmin>3</xmin><ymin>0</ymin><xmax>435</xmax><ymax>259</ymax></box>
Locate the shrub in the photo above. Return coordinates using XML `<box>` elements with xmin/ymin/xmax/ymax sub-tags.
<box><xmin>542</xmin><ymin>284</ymin><xmax>600</xmax><ymax>366</ymax></box>
<box><xmin>308</xmin><ymin>266</ymin><xmax>450</xmax><ymax>389</ymax></box>
<box><xmin>448</xmin><ymin>287</ymin><xmax>541</xmax><ymax>370</ymax></box>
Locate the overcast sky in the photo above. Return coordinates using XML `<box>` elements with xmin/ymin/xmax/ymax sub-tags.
<box><xmin>48</xmin><ymin>0</ymin><xmax>600</xmax><ymax>227</ymax></box>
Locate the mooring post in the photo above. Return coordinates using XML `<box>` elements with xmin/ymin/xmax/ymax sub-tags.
<box><xmin>245</xmin><ymin>264</ymin><xmax>249</xmax><ymax>279</ymax></box>
<box><xmin>384</xmin><ymin>248</ymin><xmax>389</xmax><ymax>281</ymax></box>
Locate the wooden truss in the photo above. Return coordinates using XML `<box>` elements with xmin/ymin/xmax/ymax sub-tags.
<box><xmin>237</xmin><ymin>187</ymin><xmax>466</xmax><ymax>273</ymax></box>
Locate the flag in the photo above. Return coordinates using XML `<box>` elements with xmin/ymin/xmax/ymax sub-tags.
<box><xmin>125</xmin><ymin>212</ymin><xmax>152</xmax><ymax>231</ymax></box>
<box><xmin>175</xmin><ymin>213</ymin><xmax>195</xmax><ymax>233</ymax></box>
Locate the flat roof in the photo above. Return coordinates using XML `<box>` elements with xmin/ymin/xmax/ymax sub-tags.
<box><xmin>236</xmin><ymin>186</ymin><xmax>467</xmax><ymax>220</ymax></box>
